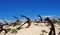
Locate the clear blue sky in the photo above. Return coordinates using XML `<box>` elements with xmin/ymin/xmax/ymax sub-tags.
<box><xmin>0</xmin><ymin>0</ymin><xmax>60</xmax><ymax>20</ymax></box>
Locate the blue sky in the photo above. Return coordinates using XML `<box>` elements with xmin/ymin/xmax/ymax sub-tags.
<box><xmin>0</xmin><ymin>0</ymin><xmax>60</xmax><ymax>20</ymax></box>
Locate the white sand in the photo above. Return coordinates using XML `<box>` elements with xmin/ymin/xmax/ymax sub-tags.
<box><xmin>0</xmin><ymin>23</ymin><xmax>60</xmax><ymax>35</ymax></box>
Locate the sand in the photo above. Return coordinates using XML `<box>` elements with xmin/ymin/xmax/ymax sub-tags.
<box><xmin>0</xmin><ymin>23</ymin><xmax>60</xmax><ymax>35</ymax></box>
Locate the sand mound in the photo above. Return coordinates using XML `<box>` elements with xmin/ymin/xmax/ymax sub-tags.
<box><xmin>0</xmin><ymin>23</ymin><xmax>60</xmax><ymax>35</ymax></box>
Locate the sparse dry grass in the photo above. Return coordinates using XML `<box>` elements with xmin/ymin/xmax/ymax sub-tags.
<box><xmin>34</xmin><ymin>24</ymin><xmax>39</xmax><ymax>26</ymax></box>
<box><xmin>6</xmin><ymin>28</ymin><xmax>11</xmax><ymax>33</ymax></box>
<box><xmin>11</xmin><ymin>29</ymin><xmax>17</xmax><ymax>34</ymax></box>
<box><xmin>55</xmin><ymin>22</ymin><xmax>60</xmax><ymax>26</ymax></box>
<box><xmin>40</xmin><ymin>30</ymin><xmax>47</xmax><ymax>35</ymax></box>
